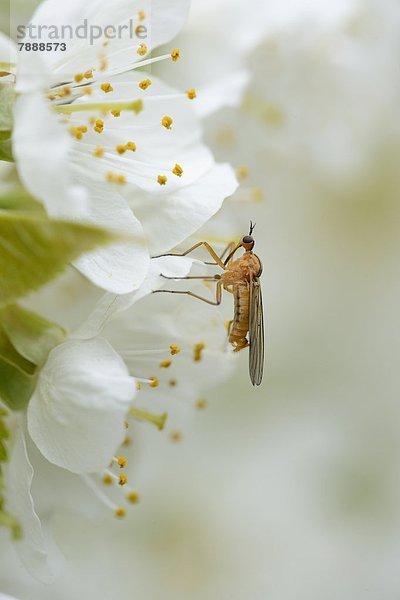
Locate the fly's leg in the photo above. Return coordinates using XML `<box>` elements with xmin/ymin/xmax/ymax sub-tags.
<box><xmin>153</xmin><ymin>279</ymin><xmax>223</xmax><ymax>306</ymax></box>
<box><xmin>160</xmin><ymin>275</ymin><xmax>221</xmax><ymax>281</ymax></box>
<box><xmin>204</xmin><ymin>241</ymin><xmax>237</xmax><ymax>266</ymax></box>
<box><xmin>153</xmin><ymin>242</ymin><xmax>228</xmax><ymax>270</ymax></box>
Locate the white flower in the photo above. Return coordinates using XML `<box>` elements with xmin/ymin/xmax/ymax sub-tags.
<box><xmin>4</xmin><ymin>336</ymin><xmax>136</xmax><ymax>581</ymax></box>
<box><xmin>3</xmin><ymin>255</ymin><xmax>233</xmax><ymax>582</ymax></box>
<box><xmin>11</xmin><ymin>0</ymin><xmax>237</xmax><ymax>294</ymax></box>
<box><xmin>27</xmin><ymin>338</ymin><xmax>135</xmax><ymax>473</ymax></box>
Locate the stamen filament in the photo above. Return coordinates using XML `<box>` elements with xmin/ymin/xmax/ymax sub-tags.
<box><xmin>55</xmin><ymin>99</ymin><xmax>143</xmax><ymax>115</ymax></box>
<box><xmin>129</xmin><ymin>407</ymin><xmax>167</xmax><ymax>431</ymax></box>
<box><xmin>82</xmin><ymin>474</ymin><xmax>119</xmax><ymax>511</ymax></box>
<box><xmin>119</xmin><ymin>348</ymin><xmax>173</xmax><ymax>357</ymax></box>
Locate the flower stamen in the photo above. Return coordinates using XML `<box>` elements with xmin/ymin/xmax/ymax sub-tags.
<box><xmin>129</xmin><ymin>407</ymin><xmax>167</xmax><ymax>430</ymax></box>
<box><xmin>161</xmin><ymin>115</ymin><xmax>173</xmax><ymax>129</ymax></box>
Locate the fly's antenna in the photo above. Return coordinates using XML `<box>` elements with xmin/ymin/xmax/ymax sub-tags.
<box><xmin>249</xmin><ymin>221</ymin><xmax>256</xmax><ymax>235</ymax></box>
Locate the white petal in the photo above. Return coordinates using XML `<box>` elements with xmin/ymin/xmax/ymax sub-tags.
<box><xmin>20</xmin><ymin>0</ymin><xmax>189</xmax><ymax>82</ymax></box>
<box><xmin>27</xmin><ymin>338</ymin><xmax>136</xmax><ymax>473</ymax></box>
<box><xmin>13</xmin><ymin>93</ymin><xmax>150</xmax><ymax>294</ymax></box>
<box><xmin>75</xmin><ymin>255</ymin><xmax>198</xmax><ymax>338</ymax></box>
<box><xmin>103</xmin><ymin>284</ymin><xmax>235</xmax><ymax>403</ymax></box>
<box><xmin>4</xmin><ymin>424</ymin><xmax>54</xmax><ymax>583</ymax></box>
<box><xmin>70</xmin><ymin>74</ymin><xmax>212</xmax><ymax>193</ymax></box>
<box><xmin>13</xmin><ymin>92</ymin><xmax>87</xmax><ymax>213</ymax></box>
<box><xmin>71</xmin><ymin>176</ymin><xmax>150</xmax><ymax>294</ymax></box>
<box><xmin>132</xmin><ymin>162</ymin><xmax>238</xmax><ymax>254</ymax></box>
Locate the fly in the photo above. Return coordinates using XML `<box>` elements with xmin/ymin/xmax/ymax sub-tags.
<box><xmin>154</xmin><ymin>222</ymin><xmax>264</xmax><ymax>386</ymax></box>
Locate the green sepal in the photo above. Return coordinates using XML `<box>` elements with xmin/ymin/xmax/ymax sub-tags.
<box><xmin>0</xmin><ymin>304</ymin><xmax>66</xmax><ymax>366</ymax></box>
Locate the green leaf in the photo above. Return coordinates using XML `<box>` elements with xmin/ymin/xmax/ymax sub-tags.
<box><xmin>0</xmin><ymin>131</ymin><xmax>13</xmax><ymax>162</ymax></box>
<box><xmin>0</xmin><ymin>188</ymin><xmax>44</xmax><ymax>213</ymax></box>
<box><xmin>0</xmin><ymin>83</ymin><xmax>14</xmax><ymax>133</ymax></box>
<box><xmin>0</xmin><ymin>355</ymin><xmax>37</xmax><ymax>410</ymax></box>
<box><xmin>0</xmin><ymin>211</ymin><xmax>116</xmax><ymax>307</ymax></box>
<box><xmin>0</xmin><ymin>304</ymin><xmax>66</xmax><ymax>366</ymax></box>
<box><xmin>0</xmin><ymin>325</ymin><xmax>36</xmax><ymax>374</ymax></box>
<box><xmin>0</xmin><ymin>412</ymin><xmax>22</xmax><ymax>540</ymax></box>
<box><xmin>0</xmin><ymin>441</ymin><xmax>7</xmax><ymax>462</ymax></box>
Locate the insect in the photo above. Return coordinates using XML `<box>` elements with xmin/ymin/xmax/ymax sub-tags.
<box><xmin>154</xmin><ymin>222</ymin><xmax>264</xmax><ymax>386</ymax></box>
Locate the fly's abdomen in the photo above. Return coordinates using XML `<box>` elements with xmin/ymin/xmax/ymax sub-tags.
<box><xmin>229</xmin><ymin>284</ymin><xmax>250</xmax><ymax>352</ymax></box>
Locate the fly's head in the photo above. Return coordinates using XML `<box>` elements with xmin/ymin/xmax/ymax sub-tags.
<box><xmin>241</xmin><ymin>221</ymin><xmax>256</xmax><ymax>252</ymax></box>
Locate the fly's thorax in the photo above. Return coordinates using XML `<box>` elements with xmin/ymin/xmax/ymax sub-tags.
<box><xmin>221</xmin><ymin>251</ymin><xmax>262</xmax><ymax>286</ymax></box>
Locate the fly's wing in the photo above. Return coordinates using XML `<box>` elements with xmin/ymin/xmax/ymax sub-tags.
<box><xmin>249</xmin><ymin>277</ymin><xmax>264</xmax><ymax>386</ymax></box>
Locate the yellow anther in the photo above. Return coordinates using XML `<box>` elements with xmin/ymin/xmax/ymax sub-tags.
<box><xmin>186</xmin><ymin>88</ymin><xmax>197</xmax><ymax>100</ymax></box>
<box><xmin>101</xmin><ymin>82</ymin><xmax>113</xmax><ymax>93</ymax></box>
<box><xmin>172</xmin><ymin>163</ymin><xmax>183</xmax><ymax>177</ymax></box>
<box><xmin>171</xmin><ymin>48</ymin><xmax>181</xmax><ymax>62</ymax></box>
<box><xmin>136</xmin><ymin>381</ymin><xmax>142</xmax><ymax>390</ymax></box>
<box><xmin>161</xmin><ymin>115</ymin><xmax>173</xmax><ymax>129</ymax></box>
<box><xmin>139</xmin><ymin>78</ymin><xmax>152</xmax><ymax>90</ymax></box>
<box><xmin>168</xmin><ymin>379</ymin><xmax>177</xmax><ymax>387</ymax></box>
<box><xmin>58</xmin><ymin>86</ymin><xmax>71</xmax><ymax>98</ymax></box>
<box><xmin>159</xmin><ymin>360</ymin><xmax>172</xmax><ymax>368</ymax></box>
<box><xmin>94</xmin><ymin>119</ymin><xmax>104</xmax><ymax>133</ymax></box>
<box><xmin>126</xmin><ymin>141</ymin><xmax>137</xmax><ymax>151</ymax></box>
<box><xmin>149</xmin><ymin>377</ymin><xmax>159</xmax><ymax>388</ymax></box>
<box><xmin>116</xmin><ymin>144</ymin><xmax>127</xmax><ymax>154</ymax></box>
<box><xmin>117</xmin><ymin>456</ymin><xmax>127</xmax><ymax>468</ymax></box>
<box><xmin>93</xmin><ymin>146</ymin><xmax>104</xmax><ymax>158</ymax></box>
<box><xmin>84</xmin><ymin>70</ymin><xmax>93</xmax><ymax>79</ymax></box>
<box><xmin>123</xmin><ymin>436</ymin><xmax>132</xmax><ymax>447</ymax></box>
<box><xmin>115</xmin><ymin>507</ymin><xmax>126</xmax><ymax>518</ymax></box>
<box><xmin>74</xmin><ymin>73</ymin><xmax>84</xmax><ymax>83</ymax></box>
<box><xmin>137</xmin><ymin>43</ymin><xmax>148</xmax><ymax>56</ymax></box>
<box><xmin>170</xmin><ymin>430</ymin><xmax>183</xmax><ymax>443</ymax></box>
<box><xmin>138</xmin><ymin>10</ymin><xmax>146</xmax><ymax>20</ymax></box>
<box><xmin>119</xmin><ymin>474</ymin><xmax>128</xmax><ymax>486</ymax></box>
<box><xmin>77</xmin><ymin>125</ymin><xmax>88</xmax><ymax>133</ymax></box>
<box><xmin>105</xmin><ymin>172</ymin><xmax>126</xmax><ymax>184</ymax></box>
<box><xmin>48</xmin><ymin>94</ymin><xmax>56</xmax><ymax>101</ymax></box>
<box><xmin>195</xmin><ymin>399</ymin><xmax>208</xmax><ymax>410</ymax></box>
<box><xmin>193</xmin><ymin>342</ymin><xmax>205</xmax><ymax>362</ymax></box>
<box><xmin>102</xmin><ymin>474</ymin><xmax>113</xmax><ymax>485</ymax></box>
<box><xmin>124</xmin><ymin>420</ymin><xmax>129</xmax><ymax>429</ymax></box>
<box><xmin>236</xmin><ymin>165</ymin><xmax>250</xmax><ymax>180</ymax></box>
<box><xmin>157</xmin><ymin>175</ymin><xmax>167</xmax><ymax>186</ymax></box>
<box><xmin>111</xmin><ymin>109</ymin><xmax>121</xmax><ymax>117</ymax></box>
<box><xmin>127</xmin><ymin>491</ymin><xmax>140</xmax><ymax>504</ymax></box>
<box><xmin>68</xmin><ymin>127</ymin><xmax>83</xmax><ymax>140</ymax></box>
<box><xmin>83</xmin><ymin>87</ymin><xmax>93</xmax><ymax>95</ymax></box>
<box><xmin>170</xmin><ymin>344</ymin><xmax>181</xmax><ymax>355</ymax></box>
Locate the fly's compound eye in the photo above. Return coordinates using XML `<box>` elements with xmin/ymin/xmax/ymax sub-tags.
<box><xmin>242</xmin><ymin>235</ymin><xmax>254</xmax><ymax>245</ymax></box>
